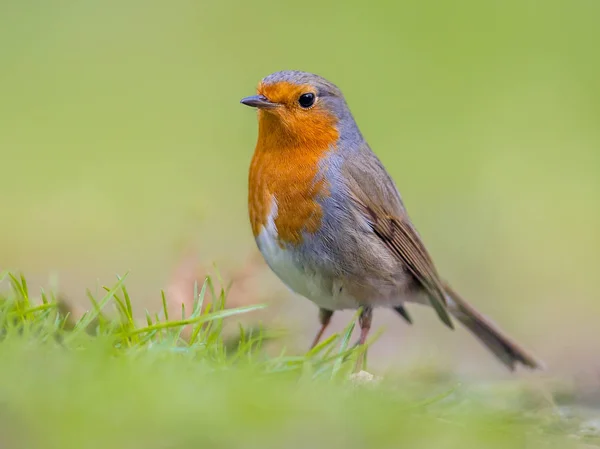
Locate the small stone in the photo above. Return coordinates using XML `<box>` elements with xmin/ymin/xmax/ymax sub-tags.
<box><xmin>349</xmin><ymin>370</ymin><xmax>382</xmax><ymax>386</ymax></box>
<box><xmin>580</xmin><ymin>418</ymin><xmax>600</xmax><ymax>437</ymax></box>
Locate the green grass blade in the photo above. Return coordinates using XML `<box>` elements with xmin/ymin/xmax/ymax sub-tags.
<box><xmin>330</xmin><ymin>310</ymin><xmax>360</xmax><ymax>380</ymax></box>
<box><xmin>63</xmin><ymin>273</ymin><xmax>129</xmax><ymax>343</ymax></box>
<box><xmin>128</xmin><ymin>304</ymin><xmax>267</xmax><ymax>337</ymax></box>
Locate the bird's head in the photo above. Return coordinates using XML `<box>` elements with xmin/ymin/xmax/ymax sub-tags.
<box><xmin>241</xmin><ymin>71</ymin><xmax>355</xmax><ymax>149</ymax></box>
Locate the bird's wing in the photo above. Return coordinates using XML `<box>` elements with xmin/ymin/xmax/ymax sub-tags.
<box><xmin>341</xmin><ymin>146</ymin><xmax>454</xmax><ymax>329</ymax></box>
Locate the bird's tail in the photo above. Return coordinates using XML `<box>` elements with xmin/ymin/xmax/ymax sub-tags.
<box><xmin>443</xmin><ymin>283</ymin><xmax>544</xmax><ymax>371</ymax></box>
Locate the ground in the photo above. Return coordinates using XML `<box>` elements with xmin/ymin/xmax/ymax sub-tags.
<box><xmin>1</xmin><ymin>272</ymin><xmax>598</xmax><ymax>449</ymax></box>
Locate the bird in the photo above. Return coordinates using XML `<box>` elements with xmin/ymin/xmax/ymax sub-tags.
<box><xmin>240</xmin><ymin>70</ymin><xmax>543</xmax><ymax>372</ymax></box>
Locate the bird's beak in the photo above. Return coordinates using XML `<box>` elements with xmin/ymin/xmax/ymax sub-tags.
<box><xmin>240</xmin><ymin>95</ymin><xmax>277</xmax><ymax>109</ymax></box>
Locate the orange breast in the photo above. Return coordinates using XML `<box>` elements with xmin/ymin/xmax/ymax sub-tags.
<box><xmin>248</xmin><ymin>107</ymin><xmax>339</xmax><ymax>246</ymax></box>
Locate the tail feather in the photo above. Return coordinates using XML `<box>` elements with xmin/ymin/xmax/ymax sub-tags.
<box><xmin>393</xmin><ymin>305</ymin><xmax>413</xmax><ymax>324</ymax></box>
<box><xmin>443</xmin><ymin>283</ymin><xmax>544</xmax><ymax>371</ymax></box>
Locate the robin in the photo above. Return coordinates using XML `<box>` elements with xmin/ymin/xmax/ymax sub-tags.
<box><xmin>240</xmin><ymin>70</ymin><xmax>543</xmax><ymax>371</ymax></box>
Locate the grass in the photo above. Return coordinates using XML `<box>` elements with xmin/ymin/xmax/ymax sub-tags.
<box><xmin>0</xmin><ymin>271</ymin><xmax>596</xmax><ymax>449</ymax></box>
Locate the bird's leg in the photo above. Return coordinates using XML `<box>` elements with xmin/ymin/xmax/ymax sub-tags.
<box><xmin>357</xmin><ymin>306</ymin><xmax>373</xmax><ymax>345</ymax></box>
<box><xmin>309</xmin><ymin>308</ymin><xmax>333</xmax><ymax>350</ymax></box>
<box><xmin>355</xmin><ymin>306</ymin><xmax>373</xmax><ymax>372</ymax></box>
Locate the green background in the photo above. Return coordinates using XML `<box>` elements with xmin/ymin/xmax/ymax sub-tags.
<box><xmin>1</xmin><ymin>0</ymin><xmax>599</xmax><ymax>376</ymax></box>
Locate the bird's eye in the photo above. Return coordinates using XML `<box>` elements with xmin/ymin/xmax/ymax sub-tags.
<box><xmin>298</xmin><ymin>93</ymin><xmax>315</xmax><ymax>108</ymax></box>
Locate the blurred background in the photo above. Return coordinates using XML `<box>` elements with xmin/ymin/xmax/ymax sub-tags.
<box><xmin>1</xmin><ymin>0</ymin><xmax>599</xmax><ymax>380</ymax></box>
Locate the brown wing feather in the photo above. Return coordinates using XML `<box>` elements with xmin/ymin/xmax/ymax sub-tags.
<box><xmin>359</xmin><ymin>202</ymin><xmax>454</xmax><ymax>329</ymax></box>
<box><xmin>341</xmin><ymin>148</ymin><xmax>453</xmax><ymax>328</ymax></box>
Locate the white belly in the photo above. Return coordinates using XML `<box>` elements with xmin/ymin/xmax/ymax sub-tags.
<box><xmin>255</xmin><ymin>197</ymin><xmax>359</xmax><ymax>311</ymax></box>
